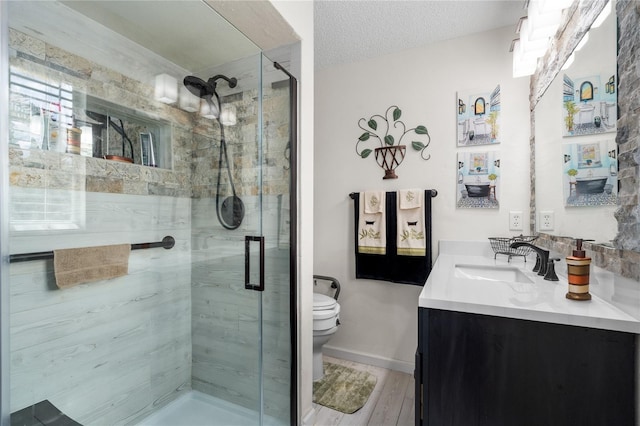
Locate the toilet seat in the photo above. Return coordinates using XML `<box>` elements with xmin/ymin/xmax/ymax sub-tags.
<box><xmin>313</xmin><ymin>293</ymin><xmax>340</xmax><ymax>331</ymax></box>
<box><xmin>313</xmin><ymin>293</ymin><xmax>337</xmax><ymax>310</ymax></box>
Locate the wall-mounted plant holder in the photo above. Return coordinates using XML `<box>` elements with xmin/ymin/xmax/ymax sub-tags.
<box><xmin>355</xmin><ymin>105</ymin><xmax>431</xmax><ymax>179</ymax></box>
<box><xmin>375</xmin><ymin>145</ymin><xmax>406</xmax><ymax>179</ymax></box>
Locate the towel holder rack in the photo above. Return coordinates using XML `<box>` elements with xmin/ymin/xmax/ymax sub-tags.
<box><xmin>9</xmin><ymin>236</ymin><xmax>176</xmax><ymax>263</ymax></box>
<box><xmin>349</xmin><ymin>189</ymin><xmax>438</xmax><ymax>199</ymax></box>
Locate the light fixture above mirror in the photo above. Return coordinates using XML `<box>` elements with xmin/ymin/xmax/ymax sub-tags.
<box><xmin>511</xmin><ymin>0</ymin><xmax>612</xmax><ymax>78</ymax></box>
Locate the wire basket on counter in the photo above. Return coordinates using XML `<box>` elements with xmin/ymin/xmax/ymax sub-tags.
<box><xmin>488</xmin><ymin>235</ymin><xmax>538</xmax><ymax>261</ymax></box>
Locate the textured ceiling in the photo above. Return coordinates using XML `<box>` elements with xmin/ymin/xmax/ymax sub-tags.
<box><xmin>315</xmin><ymin>0</ymin><xmax>527</xmax><ymax>70</ymax></box>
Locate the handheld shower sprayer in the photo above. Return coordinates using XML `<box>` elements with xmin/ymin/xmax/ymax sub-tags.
<box><xmin>183</xmin><ymin>74</ymin><xmax>244</xmax><ymax>230</ymax></box>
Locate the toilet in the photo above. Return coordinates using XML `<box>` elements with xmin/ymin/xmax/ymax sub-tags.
<box><xmin>313</xmin><ymin>292</ymin><xmax>340</xmax><ymax>381</ymax></box>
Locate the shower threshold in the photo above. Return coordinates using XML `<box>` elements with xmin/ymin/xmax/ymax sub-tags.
<box><xmin>136</xmin><ymin>390</ymin><xmax>285</xmax><ymax>426</ymax></box>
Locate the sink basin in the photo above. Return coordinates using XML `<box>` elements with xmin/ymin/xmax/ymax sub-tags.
<box><xmin>454</xmin><ymin>264</ymin><xmax>533</xmax><ymax>284</ymax></box>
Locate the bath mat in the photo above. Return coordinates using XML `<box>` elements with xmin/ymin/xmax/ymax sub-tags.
<box><xmin>313</xmin><ymin>362</ymin><xmax>377</xmax><ymax>414</ymax></box>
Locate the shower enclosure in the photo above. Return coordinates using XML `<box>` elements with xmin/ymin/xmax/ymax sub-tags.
<box><xmin>0</xmin><ymin>1</ymin><xmax>298</xmax><ymax>425</ymax></box>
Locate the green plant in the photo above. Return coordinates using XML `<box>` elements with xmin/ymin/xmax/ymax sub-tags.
<box><xmin>488</xmin><ymin>173</ymin><xmax>498</xmax><ymax>181</ymax></box>
<box><xmin>564</xmin><ymin>101</ymin><xmax>579</xmax><ymax>132</ymax></box>
<box><xmin>567</xmin><ymin>168</ymin><xmax>578</xmax><ymax>176</ymax></box>
<box><xmin>356</xmin><ymin>105</ymin><xmax>431</xmax><ymax>160</ymax></box>
<box><xmin>485</xmin><ymin>111</ymin><xmax>499</xmax><ymax>140</ymax></box>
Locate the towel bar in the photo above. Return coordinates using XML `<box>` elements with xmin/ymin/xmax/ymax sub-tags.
<box><xmin>349</xmin><ymin>189</ymin><xmax>438</xmax><ymax>199</ymax></box>
<box><xmin>9</xmin><ymin>236</ymin><xmax>175</xmax><ymax>263</ymax></box>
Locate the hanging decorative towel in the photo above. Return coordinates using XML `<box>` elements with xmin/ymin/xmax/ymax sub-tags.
<box><xmin>397</xmin><ymin>189</ymin><xmax>425</xmax><ymax>256</ymax></box>
<box><xmin>353</xmin><ymin>190</ymin><xmax>433</xmax><ymax>286</ymax></box>
<box><xmin>364</xmin><ymin>191</ymin><xmax>384</xmax><ymax>214</ymax></box>
<box><xmin>357</xmin><ymin>191</ymin><xmax>386</xmax><ymax>254</ymax></box>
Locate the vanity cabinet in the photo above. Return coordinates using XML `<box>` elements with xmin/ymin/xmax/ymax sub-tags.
<box><xmin>415</xmin><ymin>307</ymin><xmax>636</xmax><ymax>426</ymax></box>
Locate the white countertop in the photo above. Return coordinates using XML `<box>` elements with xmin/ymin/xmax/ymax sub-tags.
<box><xmin>419</xmin><ymin>241</ymin><xmax>640</xmax><ymax>334</ymax></box>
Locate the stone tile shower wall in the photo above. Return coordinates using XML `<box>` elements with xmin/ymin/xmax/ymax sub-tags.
<box><xmin>8</xmin><ymin>28</ymin><xmax>193</xmax><ymax>197</ymax></box>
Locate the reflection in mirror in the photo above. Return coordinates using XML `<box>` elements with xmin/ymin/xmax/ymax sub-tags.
<box><xmin>534</xmin><ymin>2</ymin><xmax>616</xmax><ymax>245</ymax></box>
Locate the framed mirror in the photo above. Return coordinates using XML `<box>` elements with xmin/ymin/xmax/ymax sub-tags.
<box><xmin>534</xmin><ymin>1</ymin><xmax>617</xmax><ymax>244</ymax></box>
<box><xmin>531</xmin><ymin>0</ymin><xmax>640</xmax><ymax>280</ymax></box>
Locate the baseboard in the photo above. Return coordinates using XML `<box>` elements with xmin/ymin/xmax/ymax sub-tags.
<box><xmin>322</xmin><ymin>345</ymin><xmax>415</xmax><ymax>374</ymax></box>
<box><xmin>301</xmin><ymin>406</ymin><xmax>316</xmax><ymax>426</ymax></box>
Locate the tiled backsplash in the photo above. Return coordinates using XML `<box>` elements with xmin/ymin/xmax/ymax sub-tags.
<box><xmin>536</xmin><ymin>233</ymin><xmax>640</xmax><ymax>282</ymax></box>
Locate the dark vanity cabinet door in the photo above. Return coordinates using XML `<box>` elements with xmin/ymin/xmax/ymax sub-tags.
<box><xmin>415</xmin><ymin>308</ymin><xmax>636</xmax><ymax>426</ymax></box>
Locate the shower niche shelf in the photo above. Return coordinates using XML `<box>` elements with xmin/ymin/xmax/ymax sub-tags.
<box><xmin>79</xmin><ymin>95</ymin><xmax>172</xmax><ymax>169</ymax></box>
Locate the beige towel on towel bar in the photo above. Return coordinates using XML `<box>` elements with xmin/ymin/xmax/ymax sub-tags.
<box><xmin>363</xmin><ymin>191</ymin><xmax>384</xmax><ymax>214</ymax></box>
<box><xmin>397</xmin><ymin>189</ymin><xmax>426</xmax><ymax>256</ymax></box>
<box><xmin>358</xmin><ymin>191</ymin><xmax>386</xmax><ymax>255</ymax></box>
<box><xmin>54</xmin><ymin>244</ymin><xmax>131</xmax><ymax>289</ymax></box>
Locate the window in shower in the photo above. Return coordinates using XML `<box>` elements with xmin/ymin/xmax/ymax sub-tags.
<box><xmin>9</xmin><ymin>70</ymin><xmax>74</xmax><ymax>151</ymax></box>
<box><xmin>9</xmin><ymin>186</ymin><xmax>85</xmax><ymax>232</ymax></box>
<box><xmin>8</xmin><ymin>71</ymin><xmax>85</xmax><ymax>231</ymax></box>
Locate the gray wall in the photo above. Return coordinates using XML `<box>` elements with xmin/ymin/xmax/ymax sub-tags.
<box><xmin>9</xmin><ymin>191</ymin><xmax>192</xmax><ymax>424</ymax></box>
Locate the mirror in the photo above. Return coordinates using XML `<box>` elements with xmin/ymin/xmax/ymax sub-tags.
<box><xmin>534</xmin><ymin>1</ymin><xmax>617</xmax><ymax>245</ymax></box>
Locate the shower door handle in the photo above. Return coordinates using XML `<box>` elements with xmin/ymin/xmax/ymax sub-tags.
<box><xmin>245</xmin><ymin>236</ymin><xmax>265</xmax><ymax>292</ymax></box>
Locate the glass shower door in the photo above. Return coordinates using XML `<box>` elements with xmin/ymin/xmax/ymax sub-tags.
<box><xmin>190</xmin><ymin>51</ymin><xmax>295</xmax><ymax>425</ymax></box>
<box><xmin>189</xmin><ymin>51</ymin><xmax>265</xmax><ymax>425</ymax></box>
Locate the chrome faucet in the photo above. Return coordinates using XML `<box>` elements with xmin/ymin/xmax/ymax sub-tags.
<box><xmin>510</xmin><ymin>242</ymin><xmax>549</xmax><ymax>277</ymax></box>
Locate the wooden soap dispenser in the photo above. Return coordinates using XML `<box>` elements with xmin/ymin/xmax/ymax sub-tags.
<box><xmin>565</xmin><ymin>239</ymin><xmax>591</xmax><ymax>301</ymax></box>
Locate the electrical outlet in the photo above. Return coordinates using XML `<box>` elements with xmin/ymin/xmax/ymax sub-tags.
<box><xmin>509</xmin><ymin>211</ymin><xmax>523</xmax><ymax>231</ymax></box>
<box><xmin>540</xmin><ymin>211</ymin><xmax>554</xmax><ymax>231</ymax></box>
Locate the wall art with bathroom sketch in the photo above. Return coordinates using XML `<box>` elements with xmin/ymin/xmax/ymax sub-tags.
<box><xmin>456</xmin><ymin>151</ymin><xmax>500</xmax><ymax>209</ymax></box>
<box><xmin>562</xmin><ymin>73</ymin><xmax>617</xmax><ymax>137</ymax></box>
<box><xmin>456</xmin><ymin>84</ymin><xmax>501</xmax><ymax>146</ymax></box>
<box><xmin>562</xmin><ymin>140</ymin><xmax>617</xmax><ymax>207</ymax></box>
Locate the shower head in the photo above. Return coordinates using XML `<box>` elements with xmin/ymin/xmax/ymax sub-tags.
<box><xmin>183</xmin><ymin>74</ymin><xmax>237</xmax><ymax>100</ymax></box>
<box><xmin>183</xmin><ymin>75</ymin><xmax>214</xmax><ymax>99</ymax></box>
<box><xmin>183</xmin><ymin>74</ymin><xmax>237</xmax><ymax>120</ymax></box>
